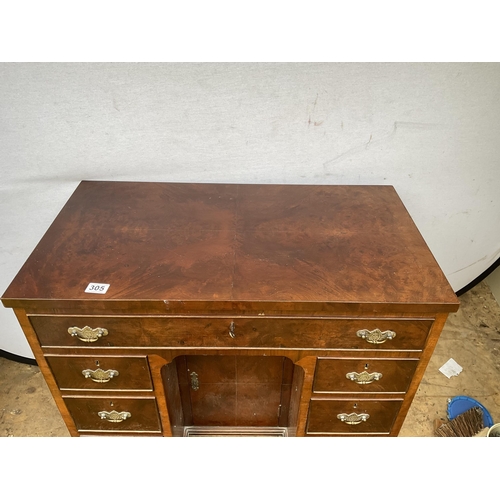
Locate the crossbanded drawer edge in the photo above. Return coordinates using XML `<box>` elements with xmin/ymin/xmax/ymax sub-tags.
<box><xmin>45</xmin><ymin>354</ymin><xmax>154</xmax><ymax>392</ymax></box>
<box><xmin>28</xmin><ymin>314</ymin><xmax>435</xmax><ymax>351</ymax></box>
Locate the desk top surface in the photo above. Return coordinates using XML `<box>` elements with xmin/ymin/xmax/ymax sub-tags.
<box><xmin>2</xmin><ymin>181</ymin><xmax>459</xmax><ymax>312</ymax></box>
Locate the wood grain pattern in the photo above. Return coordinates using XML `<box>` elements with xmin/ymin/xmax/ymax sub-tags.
<box><xmin>13</xmin><ymin>309</ymin><xmax>79</xmax><ymax>437</ymax></box>
<box><xmin>2</xmin><ymin>182</ymin><xmax>459</xmax><ymax>312</ymax></box>
<box><xmin>1</xmin><ymin>183</ymin><xmax>459</xmax><ymax>437</ymax></box>
<box><xmin>63</xmin><ymin>396</ymin><xmax>161</xmax><ymax>433</ymax></box>
<box><xmin>148</xmin><ymin>354</ymin><xmax>173</xmax><ymax>437</ymax></box>
<box><xmin>306</xmin><ymin>398</ymin><xmax>404</xmax><ymax>435</ymax></box>
<box><xmin>313</xmin><ymin>357</ymin><xmax>419</xmax><ymax>393</ymax></box>
<box><xmin>45</xmin><ymin>355</ymin><xmax>152</xmax><ymax>391</ymax></box>
<box><xmin>29</xmin><ymin>315</ymin><xmax>434</xmax><ymax>350</ymax></box>
<box><xmin>171</xmin><ymin>355</ymin><xmax>294</xmax><ymax>427</ymax></box>
<box><xmin>388</xmin><ymin>312</ymin><xmax>451</xmax><ymax>435</ymax></box>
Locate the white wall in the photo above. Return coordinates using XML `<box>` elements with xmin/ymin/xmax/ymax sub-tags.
<box><xmin>1</xmin><ymin>62</ymin><xmax>499</xmax><ymax>358</ymax></box>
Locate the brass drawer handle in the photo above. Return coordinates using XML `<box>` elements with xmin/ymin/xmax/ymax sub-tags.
<box><xmin>356</xmin><ymin>328</ymin><xmax>396</xmax><ymax>344</ymax></box>
<box><xmin>98</xmin><ymin>410</ymin><xmax>131</xmax><ymax>422</ymax></box>
<box><xmin>82</xmin><ymin>368</ymin><xmax>119</xmax><ymax>383</ymax></box>
<box><xmin>346</xmin><ymin>371</ymin><xmax>383</xmax><ymax>385</ymax></box>
<box><xmin>229</xmin><ymin>321</ymin><xmax>236</xmax><ymax>339</ymax></box>
<box><xmin>68</xmin><ymin>326</ymin><xmax>108</xmax><ymax>343</ymax></box>
<box><xmin>337</xmin><ymin>412</ymin><xmax>370</xmax><ymax>425</ymax></box>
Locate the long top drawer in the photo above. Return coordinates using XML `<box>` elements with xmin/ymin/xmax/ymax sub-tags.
<box><xmin>29</xmin><ymin>315</ymin><xmax>434</xmax><ymax>351</ymax></box>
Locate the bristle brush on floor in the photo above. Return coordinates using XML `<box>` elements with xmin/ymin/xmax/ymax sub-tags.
<box><xmin>435</xmin><ymin>406</ymin><xmax>485</xmax><ymax>437</ymax></box>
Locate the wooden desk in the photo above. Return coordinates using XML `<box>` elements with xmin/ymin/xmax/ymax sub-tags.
<box><xmin>1</xmin><ymin>182</ymin><xmax>459</xmax><ymax>436</ymax></box>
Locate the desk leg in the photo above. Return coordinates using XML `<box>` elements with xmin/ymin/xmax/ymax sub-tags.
<box><xmin>294</xmin><ymin>356</ymin><xmax>317</xmax><ymax>437</ymax></box>
<box><xmin>148</xmin><ymin>354</ymin><xmax>173</xmax><ymax>437</ymax></box>
<box><xmin>13</xmin><ymin>308</ymin><xmax>79</xmax><ymax>437</ymax></box>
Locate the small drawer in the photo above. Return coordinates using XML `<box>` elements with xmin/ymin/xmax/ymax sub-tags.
<box><xmin>46</xmin><ymin>356</ymin><xmax>153</xmax><ymax>391</ymax></box>
<box><xmin>306</xmin><ymin>399</ymin><xmax>403</xmax><ymax>435</ymax></box>
<box><xmin>313</xmin><ymin>358</ymin><xmax>419</xmax><ymax>394</ymax></box>
<box><xmin>30</xmin><ymin>315</ymin><xmax>433</xmax><ymax>350</ymax></box>
<box><xmin>63</xmin><ymin>397</ymin><xmax>161</xmax><ymax>433</ymax></box>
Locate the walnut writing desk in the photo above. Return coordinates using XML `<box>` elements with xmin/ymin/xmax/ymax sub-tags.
<box><xmin>1</xmin><ymin>182</ymin><xmax>459</xmax><ymax>436</ymax></box>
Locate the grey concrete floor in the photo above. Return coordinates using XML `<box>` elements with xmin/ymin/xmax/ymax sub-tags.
<box><xmin>1</xmin><ymin>280</ymin><xmax>499</xmax><ymax>437</ymax></box>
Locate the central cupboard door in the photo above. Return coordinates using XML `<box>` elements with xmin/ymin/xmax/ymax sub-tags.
<box><xmin>176</xmin><ymin>355</ymin><xmax>294</xmax><ymax>427</ymax></box>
